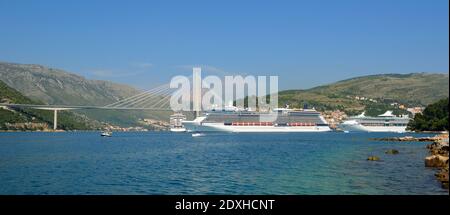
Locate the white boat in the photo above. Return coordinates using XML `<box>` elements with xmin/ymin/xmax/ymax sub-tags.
<box><xmin>170</xmin><ymin>127</ymin><xmax>187</xmax><ymax>132</ymax></box>
<box><xmin>101</xmin><ymin>131</ymin><xmax>112</xmax><ymax>137</ymax></box>
<box><xmin>338</xmin><ymin>111</ymin><xmax>410</xmax><ymax>132</ymax></box>
<box><xmin>182</xmin><ymin>105</ymin><xmax>331</xmax><ymax>133</ymax></box>
<box><xmin>169</xmin><ymin>113</ymin><xmax>187</xmax><ymax>132</ymax></box>
<box><xmin>191</xmin><ymin>132</ymin><xmax>205</xmax><ymax>137</ymax></box>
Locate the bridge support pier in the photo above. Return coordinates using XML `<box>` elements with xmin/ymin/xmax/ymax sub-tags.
<box><xmin>23</xmin><ymin>107</ymin><xmax>76</xmax><ymax>131</ymax></box>
<box><xmin>53</xmin><ymin>109</ymin><xmax>58</xmax><ymax>130</ymax></box>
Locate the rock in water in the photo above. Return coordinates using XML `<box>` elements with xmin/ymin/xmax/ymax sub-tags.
<box><xmin>435</xmin><ymin>166</ymin><xmax>449</xmax><ymax>189</ymax></box>
<box><xmin>424</xmin><ymin>134</ymin><xmax>449</xmax><ymax>189</ymax></box>
<box><xmin>427</xmin><ymin>141</ymin><xmax>449</xmax><ymax>157</ymax></box>
<box><xmin>385</xmin><ymin>149</ymin><xmax>399</xmax><ymax>155</ymax></box>
<box><xmin>424</xmin><ymin>155</ymin><xmax>449</xmax><ymax>167</ymax></box>
<box><xmin>367</xmin><ymin>156</ymin><xmax>380</xmax><ymax>161</ymax></box>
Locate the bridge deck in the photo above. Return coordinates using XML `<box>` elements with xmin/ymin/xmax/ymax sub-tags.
<box><xmin>0</xmin><ymin>103</ymin><xmax>172</xmax><ymax>111</ymax></box>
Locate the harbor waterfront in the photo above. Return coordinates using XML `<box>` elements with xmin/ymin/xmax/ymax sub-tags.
<box><xmin>0</xmin><ymin>131</ymin><xmax>447</xmax><ymax>195</ymax></box>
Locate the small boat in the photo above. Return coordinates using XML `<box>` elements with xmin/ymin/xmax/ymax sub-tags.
<box><xmin>170</xmin><ymin>127</ymin><xmax>187</xmax><ymax>132</ymax></box>
<box><xmin>191</xmin><ymin>132</ymin><xmax>205</xmax><ymax>137</ymax></box>
<box><xmin>101</xmin><ymin>131</ymin><xmax>112</xmax><ymax>137</ymax></box>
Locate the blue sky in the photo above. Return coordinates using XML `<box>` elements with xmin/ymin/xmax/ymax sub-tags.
<box><xmin>0</xmin><ymin>0</ymin><xmax>448</xmax><ymax>90</ymax></box>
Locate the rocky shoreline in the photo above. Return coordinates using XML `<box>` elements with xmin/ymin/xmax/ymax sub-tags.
<box><xmin>372</xmin><ymin>133</ymin><xmax>449</xmax><ymax>189</ymax></box>
<box><xmin>424</xmin><ymin>134</ymin><xmax>449</xmax><ymax>189</ymax></box>
<box><xmin>370</xmin><ymin>135</ymin><xmax>444</xmax><ymax>142</ymax></box>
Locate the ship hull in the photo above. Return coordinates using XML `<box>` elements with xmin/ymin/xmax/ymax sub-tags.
<box><xmin>170</xmin><ymin>127</ymin><xmax>186</xmax><ymax>132</ymax></box>
<box><xmin>338</xmin><ymin>123</ymin><xmax>407</xmax><ymax>133</ymax></box>
<box><xmin>183</xmin><ymin>122</ymin><xmax>331</xmax><ymax>133</ymax></box>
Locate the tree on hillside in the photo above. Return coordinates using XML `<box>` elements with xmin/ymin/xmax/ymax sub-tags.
<box><xmin>407</xmin><ymin>98</ymin><xmax>449</xmax><ymax>131</ymax></box>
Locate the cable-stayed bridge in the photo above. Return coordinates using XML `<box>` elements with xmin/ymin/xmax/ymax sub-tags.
<box><xmin>0</xmin><ymin>83</ymin><xmax>178</xmax><ymax>130</ymax></box>
<box><xmin>1</xmin><ymin>68</ymin><xmax>245</xmax><ymax>130</ymax></box>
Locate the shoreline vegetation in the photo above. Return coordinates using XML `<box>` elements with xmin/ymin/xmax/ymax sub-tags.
<box><xmin>407</xmin><ymin>98</ymin><xmax>449</xmax><ymax>132</ymax></box>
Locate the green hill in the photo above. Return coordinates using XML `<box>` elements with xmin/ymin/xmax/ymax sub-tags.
<box><xmin>279</xmin><ymin>73</ymin><xmax>449</xmax><ymax>116</ymax></box>
<box><xmin>0</xmin><ymin>80</ymin><xmax>102</xmax><ymax>131</ymax></box>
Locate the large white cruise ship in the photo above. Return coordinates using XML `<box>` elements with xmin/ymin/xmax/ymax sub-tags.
<box><xmin>182</xmin><ymin>106</ymin><xmax>331</xmax><ymax>133</ymax></box>
<box><xmin>338</xmin><ymin>111</ymin><xmax>410</xmax><ymax>132</ymax></box>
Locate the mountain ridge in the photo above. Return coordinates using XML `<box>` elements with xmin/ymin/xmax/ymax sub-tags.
<box><xmin>0</xmin><ymin>62</ymin><xmax>140</xmax><ymax>106</ymax></box>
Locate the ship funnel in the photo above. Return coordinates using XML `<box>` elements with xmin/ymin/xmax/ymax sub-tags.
<box><xmin>378</xmin><ymin>111</ymin><xmax>394</xmax><ymax>117</ymax></box>
<box><xmin>357</xmin><ymin>112</ymin><xmax>366</xmax><ymax>117</ymax></box>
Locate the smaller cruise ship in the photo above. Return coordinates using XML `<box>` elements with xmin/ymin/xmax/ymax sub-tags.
<box><xmin>338</xmin><ymin>111</ymin><xmax>410</xmax><ymax>132</ymax></box>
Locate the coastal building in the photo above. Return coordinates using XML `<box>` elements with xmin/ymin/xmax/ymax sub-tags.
<box><xmin>407</xmin><ymin>107</ymin><xmax>425</xmax><ymax>117</ymax></box>
<box><xmin>141</xmin><ymin>118</ymin><xmax>170</xmax><ymax>131</ymax></box>
<box><xmin>323</xmin><ymin>110</ymin><xmax>348</xmax><ymax>129</ymax></box>
<box><xmin>102</xmin><ymin>124</ymin><xmax>149</xmax><ymax>132</ymax></box>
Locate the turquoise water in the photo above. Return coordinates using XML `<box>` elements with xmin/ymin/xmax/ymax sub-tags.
<box><xmin>0</xmin><ymin>132</ymin><xmax>447</xmax><ymax>195</ymax></box>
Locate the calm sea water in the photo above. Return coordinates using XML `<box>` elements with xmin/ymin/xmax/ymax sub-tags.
<box><xmin>0</xmin><ymin>132</ymin><xmax>447</xmax><ymax>195</ymax></box>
